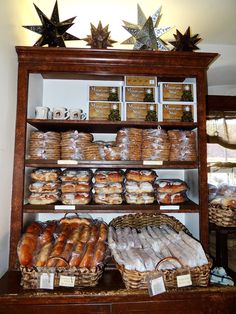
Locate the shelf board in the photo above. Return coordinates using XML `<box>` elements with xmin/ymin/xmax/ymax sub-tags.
<box><xmin>25</xmin><ymin>159</ymin><xmax>198</xmax><ymax>169</ymax></box>
<box><xmin>23</xmin><ymin>200</ymin><xmax>199</xmax><ymax>214</ymax></box>
<box><xmin>27</xmin><ymin>119</ymin><xmax>197</xmax><ymax>133</ymax></box>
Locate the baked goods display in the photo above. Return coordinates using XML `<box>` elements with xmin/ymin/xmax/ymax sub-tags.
<box><xmin>61</xmin><ymin>131</ymin><xmax>93</xmax><ymax>160</ymax></box>
<box><xmin>168</xmin><ymin>130</ymin><xmax>197</xmax><ymax>161</ymax></box>
<box><xmin>142</xmin><ymin>128</ymin><xmax>170</xmax><ymax>161</ymax></box>
<box><xmin>108</xmin><ymin>223</ymin><xmax>208</xmax><ymax>272</ymax></box>
<box><xmin>125</xmin><ymin>170</ymin><xmax>156</xmax><ymax>204</ymax></box>
<box><xmin>60</xmin><ymin>169</ymin><xmax>93</xmax><ymax>205</ymax></box>
<box><xmin>17</xmin><ymin>216</ymin><xmax>108</xmax><ymax>269</ymax></box>
<box><xmin>93</xmin><ymin>170</ymin><xmax>124</xmax><ymax>204</ymax></box>
<box><xmin>116</xmin><ymin>128</ymin><xmax>143</xmax><ymax>161</ymax></box>
<box><xmin>27</xmin><ymin>127</ymin><xmax>197</xmax><ymax>162</ymax></box>
<box><xmin>28</xmin><ymin>131</ymin><xmax>61</xmax><ymax>159</ymax></box>
<box><xmin>28</xmin><ymin>168</ymin><xmax>61</xmax><ymax>205</ymax></box>
<box><xmin>155</xmin><ymin>179</ymin><xmax>189</xmax><ymax>204</ymax></box>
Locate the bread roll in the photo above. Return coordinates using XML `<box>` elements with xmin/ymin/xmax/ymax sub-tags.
<box><xmin>35</xmin><ymin>242</ymin><xmax>53</xmax><ymax>267</ymax></box>
<box><xmin>17</xmin><ymin>233</ymin><xmax>40</xmax><ymax>267</ymax></box>
<box><xmin>94</xmin><ymin>170</ymin><xmax>124</xmax><ymax>183</ymax></box>
<box><xmin>90</xmin><ymin>241</ymin><xmax>106</xmax><ymax>267</ymax></box>
<box><xmin>126</xmin><ymin>170</ymin><xmax>156</xmax><ymax>182</ymax></box>
<box><xmin>79</xmin><ymin>243</ymin><xmax>96</xmax><ymax>268</ymax></box>
<box><xmin>155</xmin><ymin>179</ymin><xmax>188</xmax><ymax>194</ymax></box>
<box><xmin>69</xmin><ymin>242</ymin><xmax>86</xmax><ymax>267</ymax></box>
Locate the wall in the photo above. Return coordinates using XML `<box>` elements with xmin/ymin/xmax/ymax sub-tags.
<box><xmin>0</xmin><ymin>0</ymin><xmax>235</xmax><ymax>279</ymax></box>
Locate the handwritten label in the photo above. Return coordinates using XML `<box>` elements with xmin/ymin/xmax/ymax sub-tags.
<box><xmin>59</xmin><ymin>275</ymin><xmax>76</xmax><ymax>287</ymax></box>
<box><xmin>143</xmin><ymin>160</ymin><xmax>163</xmax><ymax>166</ymax></box>
<box><xmin>39</xmin><ymin>273</ymin><xmax>54</xmax><ymax>290</ymax></box>
<box><xmin>54</xmin><ymin>205</ymin><xmax>75</xmax><ymax>210</ymax></box>
<box><xmin>148</xmin><ymin>276</ymin><xmax>166</xmax><ymax>296</ymax></box>
<box><xmin>57</xmin><ymin>160</ymin><xmax>78</xmax><ymax>165</ymax></box>
<box><xmin>176</xmin><ymin>274</ymin><xmax>192</xmax><ymax>288</ymax></box>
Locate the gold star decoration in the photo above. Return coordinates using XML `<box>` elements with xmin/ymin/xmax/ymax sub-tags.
<box><xmin>169</xmin><ymin>27</ymin><xmax>201</xmax><ymax>51</ymax></box>
<box><xmin>83</xmin><ymin>21</ymin><xmax>117</xmax><ymax>49</ymax></box>
<box><xmin>23</xmin><ymin>1</ymin><xmax>80</xmax><ymax>47</ymax></box>
<box><xmin>122</xmin><ymin>5</ymin><xmax>171</xmax><ymax>50</ymax></box>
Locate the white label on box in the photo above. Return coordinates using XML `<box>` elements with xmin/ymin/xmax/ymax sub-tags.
<box><xmin>39</xmin><ymin>273</ymin><xmax>54</xmax><ymax>290</ymax></box>
<box><xmin>57</xmin><ymin>160</ymin><xmax>78</xmax><ymax>165</ymax></box>
<box><xmin>59</xmin><ymin>275</ymin><xmax>76</xmax><ymax>287</ymax></box>
<box><xmin>176</xmin><ymin>274</ymin><xmax>192</xmax><ymax>288</ymax></box>
<box><xmin>54</xmin><ymin>205</ymin><xmax>75</xmax><ymax>210</ymax></box>
<box><xmin>143</xmin><ymin>160</ymin><xmax>163</xmax><ymax>166</ymax></box>
<box><xmin>149</xmin><ymin>276</ymin><xmax>166</xmax><ymax>296</ymax></box>
<box><xmin>160</xmin><ymin>205</ymin><xmax>180</xmax><ymax>210</ymax></box>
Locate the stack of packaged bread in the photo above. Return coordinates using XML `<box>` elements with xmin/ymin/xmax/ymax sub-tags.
<box><xmin>17</xmin><ymin>216</ymin><xmax>108</xmax><ymax>269</ymax></box>
<box><xmin>93</xmin><ymin>170</ymin><xmax>124</xmax><ymax>204</ymax></box>
<box><xmin>60</xmin><ymin>169</ymin><xmax>92</xmax><ymax>205</ymax></box>
<box><xmin>124</xmin><ymin>170</ymin><xmax>156</xmax><ymax>204</ymax></box>
<box><xmin>155</xmin><ymin>179</ymin><xmax>189</xmax><ymax>204</ymax></box>
<box><xmin>28</xmin><ymin>169</ymin><xmax>61</xmax><ymax>204</ymax></box>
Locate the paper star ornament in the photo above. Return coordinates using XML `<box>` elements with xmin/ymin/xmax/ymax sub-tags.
<box><xmin>122</xmin><ymin>5</ymin><xmax>171</xmax><ymax>50</ymax></box>
<box><xmin>169</xmin><ymin>27</ymin><xmax>201</xmax><ymax>51</ymax></box>
<box><xmin>23</xmin><ymin>1</ymin><xmax>80</xmax><ymax>47</ymax></box>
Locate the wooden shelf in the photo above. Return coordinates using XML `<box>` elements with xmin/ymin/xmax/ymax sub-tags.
<box><xmin>0</xmin><ymin>270</ymin><xmax>236</xmax><ymax>314</ymax></box>
<box><xmin>25</xmin><ymin>159</ymin><xmax>198</xmax><ymax>169</ymax></box>
<box><xmin>27</xmin><ymin>119</ymin><xmax>197</xmax><ymax>133</ymax></box>
<box><xmin>23</xmin><ymin>200</ymin><xmax>199</xmax><ymax>214</ymax></box>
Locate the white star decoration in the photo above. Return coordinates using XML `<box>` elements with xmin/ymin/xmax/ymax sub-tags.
<box><xmin>122</xmin><ymin>4</ymin><xmax>171</xmax><ymax>50</ymax></box>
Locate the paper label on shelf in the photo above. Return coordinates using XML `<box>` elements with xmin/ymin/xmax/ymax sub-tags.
<box><xmin>57</xmin><ymin>160</ymin><xmax>78</xmax><ymax>165</ymax></box>
<box><xmin>54</xmin><ymin>205</ymin><xmax>75</xmax><ymax>210</ymax></box>
<box><xmin>39</xmin><ymin>273</ymin><xmax>54</xmax><ymax>290</ymax></box>
<box><xmin>143</xmin><ymin>160</ymin><xmax>163</xmax><ymax>166</ymax></box>
<box><xmin>160</xmin><ymin>205</ymin><xmax>180</xmax><ymax>210</ymax></box>
<box><xmin>147</xmin><ymin>275</ymin><xmax>166</xmax><ymax>296</ymax></box>
<box><xmin>176</xmin><ymin>274</ymin><xmax>192</xmax><ymax>288</ymax></box>
<box><xmin>59</xmin><ymin>275</ymin><xmax>76</xmax><ymax>287</ymax></box>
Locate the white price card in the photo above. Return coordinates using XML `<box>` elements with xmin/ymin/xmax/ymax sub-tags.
<box><xmin>160</xmin><ymin>205</ymin><xmax>180</xmax><ymax>210</ymax></box>
<box><xmin>143</xmin><ymin>160</ymin><xmax>163</xmax><ymax>166</ymax></box>
<box><xmin>148</xmin><ymin>276</ymin><xmax>166</xmax><ymax>296</ymax></box>
<box><xmin>57</xmin><ymin>160</ymin><xmax>78</xmax><ymax>165</ymax></box>
<box><xmin>176</xmin><ymin>274</ymin><xmax>192</xmax><ymax>288</ymax></box>
<box><xmin>59</xmin><ymin>275</ymin><xmax>76</xmax><ymax>287</ymax></box>
<box><xmin>39</xmin><ymin>273</ymin><xmax>54</xmax><ymax>290</ymax></box>
<box><xmin>54</xmin><ymin>205</ymin><xmax>75</xmax><ymax>210</ymax></box>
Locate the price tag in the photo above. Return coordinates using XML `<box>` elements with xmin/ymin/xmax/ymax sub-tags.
<box><xmin>147</xmin><ymin>275</ymin><xmax>166</xmax><ymax>296</ymax></box>
<box><xmin>59</xmin><ymin>275</ymin><xmax>76</xmax><ymax>287</ymax></box>
<box><xmin>176</xmin><ymin>274</ymin><xmax>192</xmax><ymax>288</ymax></box>
<box><xmin>160</xmin><ymin>205</ymin><xmax>180</xmax><ymax>210</ymax></box>
<box><xmin>143</xmin><ymin>160</ymin><xmax>163</xmax><ymax>166</ymax></box>
<box><xmin>54</xmin><ymin>205</ymin><xmax>75</xmax><ymax>210</ymax></box>
<box><xmin>57</xmin><ymin>160</ymin><xmax>78</xmax><ymax>165</ymax></box>
<box><xmin>39</xmin><ymin>273</ymin><xmax>54</xmax><ymax>290</ymax></box>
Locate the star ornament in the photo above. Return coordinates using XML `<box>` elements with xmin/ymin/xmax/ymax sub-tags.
<box><xmin>169</xmin><ymin>27</ymin><xmax>201</xmax><ymax>51</ymax></box>
<box><xmin>83</xmin><ymin>21</ymin><xmax>117</xmax><ymax>49</ymax></box>
<box><xmin>122</xmin><ymin>5</ymin><xmax>171</xmax><ymax>50</ymax></box>
<box><xmin>23</xmin><ymin>1</ymin><xmax>80</xmax><ymax>47</ymax></box>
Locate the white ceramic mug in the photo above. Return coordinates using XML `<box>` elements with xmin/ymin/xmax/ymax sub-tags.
<box><xmin>52</xmin><ymin>107</ymin><xmax>69</xmax><ymax>120</ymax></box>
<box><xmin>35</xmin><ymin>106</ymin><xmax>50</xmax><ymax>119</ymax></box>
<box><xmin>69</xmin><ymin>109</ymin><xmax>87</xmax><ymax>120</ymax></box>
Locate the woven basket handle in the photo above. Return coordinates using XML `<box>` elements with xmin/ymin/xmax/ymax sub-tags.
<box><xmin>47</xmin><ymin>256</ymin><xmax>69</xmax><ymax>267</ymax></box>
<box><xmin>155</xmin><ymin>256</ymin><xmax>184</xmax><ymax>271</ymax></box>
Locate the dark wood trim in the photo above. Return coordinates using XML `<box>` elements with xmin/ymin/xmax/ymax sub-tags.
<box><xmin>207</xmin><ymin>95</ymin><xmax>236</xmax><ymax>114</ymax></box>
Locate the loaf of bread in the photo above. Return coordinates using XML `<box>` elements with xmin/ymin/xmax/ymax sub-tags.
<box><xmin>126</xmin><ymin>170</ymin><xmax>156</xmax><ymax>182</ymax></box>
<box><xmin>94</xmin><ymin>170</ymin><xmax>124</xmax><ymax>183</ymax></box>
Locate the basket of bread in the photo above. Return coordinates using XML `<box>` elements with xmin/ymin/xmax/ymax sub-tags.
<box><xmin>17</xmin><ymin>215</ymin><xmax>108</xmax><ymax>289</ymax></box>
<box><xmin>208</xmin><ymin>183</ymin><xmax>236</xmax><ymax>227</ymax></box>
<box><xmin>108</xmin><ymin>213</ymin><xmax>212</xmax><ymax>289</ymax></box>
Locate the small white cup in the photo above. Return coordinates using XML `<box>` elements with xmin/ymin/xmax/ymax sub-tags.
<box><xmin>52</xmin><ymin>107</ymin><xmax>69</xmax><ymax>120</ymax></box>
<box><xmin>35</xmin><ymin>106</ymin><xmax>50</xmax><ymax>119</ymax></box>
<box><xmin>69</xmin><ymin>109</ymin><xmax>87</xmax><ymax>120</ymax></box>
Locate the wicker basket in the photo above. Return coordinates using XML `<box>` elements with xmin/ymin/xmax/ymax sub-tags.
<box><xmin>209</xmin><ymin>203</ymin><xmax>236</xmax><ymax>227</ymax></box>
<box><xmin>110</xmin><ymin>213</ymin><xmax>212</xmax><ymax>290</ymax></box>
<box><xmin>20</xmin><ymin>264</ymin><xmax>104</xmax><ymax>289</ymax></box>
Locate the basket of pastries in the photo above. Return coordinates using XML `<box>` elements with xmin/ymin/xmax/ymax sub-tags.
<box><xmin>18</xmin><ymin>215</ymin><xmax>108</xmax><ymax>289</ymax></box>
<box><xmin>208</xmin><ymin>183</ymin><xmax>236</xmax><ymax>227</ymax></box>
<box><xmin>108</xmin><ymin>213</ymin><xmax>212</xmax><ymax>289</ymax></box>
